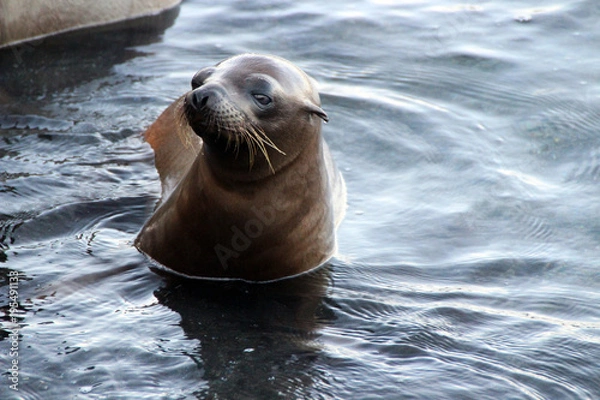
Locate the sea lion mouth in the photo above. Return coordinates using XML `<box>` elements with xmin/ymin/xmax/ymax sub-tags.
<box><xmin>182</xmin><ymin>88</ymin><xmax>285</xmax><ymax>172</ymax></box>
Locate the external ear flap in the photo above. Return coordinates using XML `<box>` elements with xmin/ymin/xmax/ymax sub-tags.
<box><xmin>304</xmin><ymin>101</ymin><xmax>329</xmax><ymax>123</ymax></box>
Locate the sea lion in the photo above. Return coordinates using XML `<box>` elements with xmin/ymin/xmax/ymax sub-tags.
<box><xmin>135</xmin><ymin>54</ymin><xmax>346</xmax><ymax>282</ymax></box>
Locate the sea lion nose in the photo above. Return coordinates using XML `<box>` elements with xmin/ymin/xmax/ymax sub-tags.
<box><xmin>187</xmin><ymin>85</ymin><xmax>225</xmax><ymax>111</ymax></box>
<box><xmin>191</xmin><ymin>90</ymin><xmax>209</xmax><ymax>109</ymax></box>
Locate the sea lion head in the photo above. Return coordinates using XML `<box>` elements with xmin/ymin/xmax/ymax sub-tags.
<box><xmin>183</xmin><ymin>54</ymin><xmax>328</xmax><ymax>175</ymax></box>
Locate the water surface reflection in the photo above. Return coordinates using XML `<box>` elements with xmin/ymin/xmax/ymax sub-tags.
<box><xmin>154</xmin><ymin>266</ymin><xmax>334</xmax><ymax>398</ymax></box>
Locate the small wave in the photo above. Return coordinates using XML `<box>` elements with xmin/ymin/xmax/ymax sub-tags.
<box><xmin>0</xmin><ymin>114</ymin><xmax>74</xmax><ymax>132</ymax></box>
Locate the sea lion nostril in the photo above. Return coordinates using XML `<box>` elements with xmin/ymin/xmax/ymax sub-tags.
<box><xmin>200</xmin><ymin>95</ymin><xmax>208</xmax><ymax>108</ymax></box>
<box><xmin>190</xmin><ymin>90</ymin><xmax>207</xmax><ymax>109</ymax></box>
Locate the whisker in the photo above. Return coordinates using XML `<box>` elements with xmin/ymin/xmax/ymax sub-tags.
<box><xmin>241</xmin><ymin>129</ymin><xmax>256</xmax><ymax>169</ymax></box>
<box><xmin>252</xmin><ymin>123</ymin><xmax>286</xmax><ymax>156</ymax></box>
<box><xmin>248</xmin><ymin>125</ymin><xmax>275</xmax><ymax>173</ymax></box>
<box><xmin>175</xmin><ymin>100</ymin><xmax>195</xmax><ymax>148</ymax></box>
<box><xmin>183</xmin><ymin>101</ymin><xmax>286</xmax><ymax>174</ymax></box>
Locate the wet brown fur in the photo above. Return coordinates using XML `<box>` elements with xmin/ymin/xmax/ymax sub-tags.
<box><xmin>137</xmin><ymin>54</ymin><xmax>346</xmax><ymax>281</ymax></box>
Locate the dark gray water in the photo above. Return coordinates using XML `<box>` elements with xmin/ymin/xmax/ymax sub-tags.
<box><xmin>1</xmin><ymin>1</ymin><xmax>600</xmax><ymax>399</ymax></box>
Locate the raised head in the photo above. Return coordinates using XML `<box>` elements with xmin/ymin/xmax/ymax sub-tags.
<box><xmin>183</xmin><ymin>54</ymin><xmax>328</xmax><ymax>177</ymax></box>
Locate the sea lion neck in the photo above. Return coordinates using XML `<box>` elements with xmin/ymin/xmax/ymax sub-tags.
<box><xmin>198</xmin><ymin>130</ymin><xmax>321</xmax><ymax>185</ymax></box>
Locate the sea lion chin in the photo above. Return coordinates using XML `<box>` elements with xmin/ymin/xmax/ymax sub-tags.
<box><xmin>135</xmin><ymin>54</ymin><xmax>346</xmax><ymax>282</ymax></box>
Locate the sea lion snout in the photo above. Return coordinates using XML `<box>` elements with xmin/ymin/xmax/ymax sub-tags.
<box><xmin>184</xmin><ymin>84</ymin><xmax>243</xmax><ymax>139</ymax></box>
<box><xmin>185</xmin><ymin>84</ymin><xmax>227</xmax><ymax>112</ymax></box>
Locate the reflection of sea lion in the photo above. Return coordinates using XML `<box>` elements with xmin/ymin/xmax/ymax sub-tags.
<box><xmin>154</xmin><ymin>265</ymin><xmax>333</xmax><ymax>397</ymax></box>
<box><xmin>136</xmin><ymin>54</ymin><xmax>346</xmax><ymax>282</ymax></box>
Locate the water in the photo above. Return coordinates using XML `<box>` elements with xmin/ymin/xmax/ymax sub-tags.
<box><xmin>1</xmin><ymin>0</ymin><xmax>599</xmax><ymax>398</ymax></box>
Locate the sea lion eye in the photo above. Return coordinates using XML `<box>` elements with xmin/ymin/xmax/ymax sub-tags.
<box><xmin>252</xmin><ymin>94</ymin><xmax>272</xmax><ymax>106</ymax></box>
